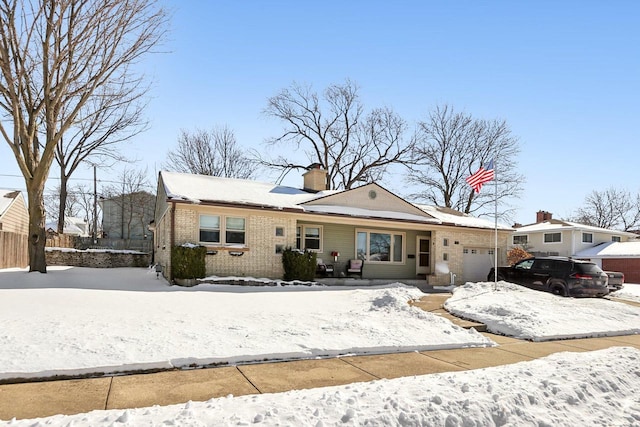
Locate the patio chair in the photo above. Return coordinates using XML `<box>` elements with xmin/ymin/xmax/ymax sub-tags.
<box><xmin>316</xmin><ymin>259</ymin><xmax>335</xmax><ymax>277</ymax></box>
<box><xmin>347</xmin><ymin>259</ymin><xmax>363</xmax><ymax>278</ymax></box>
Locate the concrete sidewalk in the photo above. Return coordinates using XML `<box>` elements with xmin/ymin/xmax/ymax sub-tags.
<box><xmin>2</xmin><ymin>294</ymin><xmax>640</xmax><ymax>421</ymax></box>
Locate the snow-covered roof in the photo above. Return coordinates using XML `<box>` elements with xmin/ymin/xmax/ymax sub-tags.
<box><xmin>415</xmin><ymin>204</ymin><xmax>513</xmax><ymax>231</ymax></box>
<box><xmin>0</xmin><ymin>189</ymin><xmax>21</xmax><ymax>218</ymax></box>
<box><xmin>161</xmin><ymin>171</ymin><xmax>330</xmax><ymax>210</ymax></box>
<box><xmin>574</xmin><ymin>241</ymin><xmax>640</xmax><ymax>258</ymax></box>
<box><xmin>515</xmin><ymin>220</ymin><xmax>636</xmax><ymax>237</ymax></box>
<box><xmin>46</xmin><ymin>216</ymin><xmax>89</xmax><ymax>237</ymax></box>
<box><xmin>303</xmin><ymin>205</ymin><xmax>442</xmax><ymax>224</ymax></box>
<box><xmin>160</xmin><ymin>171</ymin><xmax>509</xmax><ymax>230</ymax></box>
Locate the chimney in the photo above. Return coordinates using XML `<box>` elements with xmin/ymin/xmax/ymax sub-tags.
<box><xmin>303</xmin><ymin>163</ymin><xmax>327</xmax><ymax>192</ymax></box>
<box><xmin>536</xmin><ymin>210</ymin><xmax>553</xmax><ymax>223</ymax></box>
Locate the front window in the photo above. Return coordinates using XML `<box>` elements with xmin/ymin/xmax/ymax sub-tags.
<box><xmin>304</xmin><ymin>227</ymin><xmax>321</xmax><ymax>250</ymax></box>
<box><xmin>225</xmin><ymin>217</ymin><xmax>245</xmax><ymax>245</ymax></box>
<box><xmin>199</xmin><ymin>215</ymin><xmax>245</xmax><ymax>246</ymax></box>
<box><xmin>356</xmin><ymin>229</ymin><xmax>404</xmax><ymax>263</ymax></box>
<box><xmin>582</xmin><ymin>233</ymin><xmax>593</xmax><ymax>243</ymax></box>
<box><xmin>544</xmin><ymin>232</ymin><xmax>561</xmax><ymax>243</ymax></box>
<box><xmin>199</xmin><ymin>215</ymin><xmax>220</xmax><ymax>243</ymax></box>
<box><xmin>612</xmin><ymin>236</ymin><xmax>621</xmax><ymax>242</ymax></box>
<box><xmin>513</xmin><ymin>235</ymin><xmax>528</xmax><ymax>245</ymax></box>
<box><xmin>296</xmin><ymin>225</ymin><xmax>322</xmax><ymax>252</ymax></box>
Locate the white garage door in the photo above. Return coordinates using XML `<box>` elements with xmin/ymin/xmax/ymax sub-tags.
<box><xmin>462</xmin><ymin>247</ymin><xmax>495</xmax><ymax>283</ymax></box>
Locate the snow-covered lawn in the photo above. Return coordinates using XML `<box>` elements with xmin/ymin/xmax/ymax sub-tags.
<box><xmin>0</xmin><ymin>267</ymin><xmax>492</xmax><ymax>381</ymax></box>
<box><xmin>446</xmin><ymin>281</ymin><xmax>640</xmax><ymax>341</ymax></box>
<box><xmin>611</xmin><ymin>283</ymin><xmax>640</xmax><ymax>302</ymax></box>
<box><xmin>2</xmin><ymin>267</ymin><xmax>640</xmax><ymax>426</ymax></box>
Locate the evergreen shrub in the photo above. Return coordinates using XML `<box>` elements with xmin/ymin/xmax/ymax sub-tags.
<box><xmin>171</xmin><ymin>244</ymin><xmax>206</xmax><ymax>279</ymax></box>
<box><xmin>282</xmin><ymin>248</ymin><xmax>316</xmax><ymax>281</ymax></box>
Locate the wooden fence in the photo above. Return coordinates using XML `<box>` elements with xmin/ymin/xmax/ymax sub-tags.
<box><xmin>46</xmin><ymin>233</ymin><xmax>76</xmax><ymax>249</ymax></box>
<box><xmin>0</xmin><ymin>231</ymin><xmax>28</xmax><ymax>269</ymax></box>
<box><xmin>46</xmin><ymin>233</ymin><xmax>152</xmax><ymax>253</ymax></box>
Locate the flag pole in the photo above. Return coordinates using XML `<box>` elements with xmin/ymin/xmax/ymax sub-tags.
<box><xmin>493</xmin><ymin>159</ymin><xmax>498</xmax><ymax>290</ymax></box>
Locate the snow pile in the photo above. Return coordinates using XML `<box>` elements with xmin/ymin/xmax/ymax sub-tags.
<box><xmin>611</xmin><ymin>283</ymin><xmax>640</xmax><ymax>303</ymax></box>
<box><xmin>445</xmin><ymin>281</ymin><xmax>640</xmax><ymax>341</ymax></box>
<box><xmin>4</xmin><ymin>347</ymin><xmax>639</xmax><ymax>426</ymax></box>
<box><xmin>0</xmin><ymin>269</ymin><xmax>493</xmax><ymax>381</ymax></box>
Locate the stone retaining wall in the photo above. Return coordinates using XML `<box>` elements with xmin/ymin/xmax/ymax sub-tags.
<box><xmin>46</xmin><ymin>249</ymin><xmax>151</xmax><ymax>268</ymax></box>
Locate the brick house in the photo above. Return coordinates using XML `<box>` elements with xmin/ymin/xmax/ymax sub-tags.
<box><xmin>153</xmin><ymin>169</ymin><xmax>513</xmax><ymax>285</ymax></box>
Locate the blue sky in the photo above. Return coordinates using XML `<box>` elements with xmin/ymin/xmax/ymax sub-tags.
<box><xmin>0</xmin><ymin>1</ymin><xmax>638</xmax><ymax>226</ymax></box>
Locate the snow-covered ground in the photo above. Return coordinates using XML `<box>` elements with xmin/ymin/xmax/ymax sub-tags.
<box><xmin>446</xmin><ymin>281</ymin><xmax>640</xmax><ymax>341</ymax></box>
<box><xmin>1</xmin><ymin>267</ymin><xmax>640</xmax><ymax>426</ymax></box>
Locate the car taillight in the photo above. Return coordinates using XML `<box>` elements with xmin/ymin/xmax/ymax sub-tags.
<box><xmin>571</xmin><ymin>273</ymin><xmax>593</xmax><ymax>280</ymax></box>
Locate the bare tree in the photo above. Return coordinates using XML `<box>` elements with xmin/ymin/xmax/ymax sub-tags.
<box><xmin>164</xmin><ymin>126</ymin><xmax>255</xmax><ymax>179</ymax></box>
<box><xmin>406</xmin><ymin>105</ymin><xmax>523</xmax><ymax>218</ymax></box>
<box><xmin>54</xmin><ymin>84</ymin><xmax>148</xmax><ymax>234</ymax></box>
<box><xmin>0</xmin><ymin>0</ymin><xmax>166</xmax><ymax>272</ymax></box>
<box><xmin>257</xmin><ymin>80</ymin><xmax>411</xmax><ymax>190</ymax></box>
<box><xmin>45</xmin><ymin>182</ymin><xmax>98</xmax><ymax>235</ymax></box>
<box><xmin>101</xmin><ymin>167</ymin><xmax>154</xmax><ymax>241</ymax></box>
<box><xmin>45</xmin><ymin>183</ymin><xmax>81</xmax><ymax>226</ymax></box>
<box><xmin>572</xmin><ymin>187</ymin><xmax>640</xmax><ymax>231</ymax></box>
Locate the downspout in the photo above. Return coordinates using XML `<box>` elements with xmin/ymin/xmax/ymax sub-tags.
<box><xmin>170</xmin><ymin>201</ymin><xmax>176</xmax><ymax>280</ymax></box>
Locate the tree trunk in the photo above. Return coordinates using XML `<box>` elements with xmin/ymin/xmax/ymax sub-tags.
<box><xmin>26</xmin><ymin>182</ymin><xmax>47</xmax><ymax>273</ymax></box>
<box><xmin>57</xmin><ymin>172</ymin><xmax>68</xmax><ymax>234</ymax></box>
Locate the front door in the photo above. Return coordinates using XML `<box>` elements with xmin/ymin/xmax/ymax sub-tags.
<box><xmin>416</xmin><ymin>236</ymin><xmax>430</xmax><ymax>276</ymax></box>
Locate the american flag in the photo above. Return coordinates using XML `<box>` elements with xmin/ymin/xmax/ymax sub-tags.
<box><xmin>466</xmin><ymin>160</ymin><xmax>494</xmax><ymax>193</ymax></box>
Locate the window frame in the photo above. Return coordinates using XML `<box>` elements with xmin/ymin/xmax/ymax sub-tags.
<box><xmin>581</xmin><ymin>232</ymin><xmax>593</xmax><ymax>243</ymax></box>
<box><xmin>612</xmin><ymin>236</ymin><xmax>621</xmax><ymax>242</ymax></box>
<box><xmin>543</xmin><ymin>232</ymin><xmax>562</xmax><ymax>244</ymax></box>
<box><xmin>512</xmin><ymin>235</ymin><xmax>528</xmax><ymax>245</ymax></box>
<box><xmin>225</xmin><ymin>216</ymin><xmax>246</xmax><ymax>245</ymax></box>
<box><xmin>355</xmin><ymin>228</ymin><xmax>405</xmax><ymax>264</ymax></box>
<box><xmin>199</xmin><ymin>214</ymin><xmax>221</xmax><ymax>244</ymax></box>
<box><xmin>199</xmin><ymin>214</ymin><xmax>247</xmax><ymax>247</ymax></box>
<box><xmin>296</xmin><ymin>224</ymin><xmax>323</xmax><ymax>253</ymax></box>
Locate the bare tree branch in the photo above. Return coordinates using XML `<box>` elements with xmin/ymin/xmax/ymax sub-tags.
<box><xmin>163</xmin><ymin>126</ymin><xmax>255</xmax><ymax>179</ymax></box>
<box><xmin>0</xmin><ymin>0</ymin><xmax>167</xmax><ymax>271</ymax></box>
<box><xmin>101</xmin><ymin>167</ymin><xmax>154</xmax><ymax>239</ymax></box>
<box><xmin>406</xmin><ymin>104</ymin><xmax>524</xmax><ymax>220</ymax></box>
<box><xmin>257</xmin><ymin>80</ymin><xmax>411</xmax><ymax>190</ymax></box>
<box><xmin>571</xmin><ymin>187</ymin><xmax>640</xmax><ymax>231</ymax></box>
<box><xmin>54</xmin><ymin>82</ymin><xmax>149</xmax><ymax>233</ymax></box>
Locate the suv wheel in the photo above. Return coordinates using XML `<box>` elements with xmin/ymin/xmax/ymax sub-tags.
<box><xmin>550</xmin><ymin>283</ymin><xmax>567</xmax><ymax>297</ymax></box>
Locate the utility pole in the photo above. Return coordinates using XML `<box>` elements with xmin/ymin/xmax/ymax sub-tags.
<box><xmin>93</xmin><ymin>165</ymin><xmax>98</xmax><ymax>244</ymax></box>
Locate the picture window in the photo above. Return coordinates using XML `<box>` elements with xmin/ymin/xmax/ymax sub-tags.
<box><xmin>356</xmin><ymin>229</ymin><xmax>404</xmax><ymax>263</ymax></box>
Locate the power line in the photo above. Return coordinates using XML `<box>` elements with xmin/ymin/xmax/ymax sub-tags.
<box><xmin>0</xmin><ymin>173</ymin><xmax>155</xmax><ymax>190</ymax></box>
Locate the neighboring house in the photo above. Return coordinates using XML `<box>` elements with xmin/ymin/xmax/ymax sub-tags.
<box><xmin>0</xmin><ymin>189</ymin><xmax>28</xmax><ymax>235</ymax></box>
<box><xmin>153</xmin><ymin>168</ymin><xmax>513</xmax><ymax>285</ymax></box>
<box><xmin>574</xmin><ymin>241</ymin><xmax>640</xmax><ymax>284</ymax></box>
<box><xmin>512</xmin><ymin>211</ymin><xmax>637</xmax><ymax>257</ymax></box>
<box><xmin>46</xmin><ymin>216</ymin><xmax>90</xmax><ymax>237</ymax></box>
<box><xmin>0</xmin><ymin>189</ymin><xmax>28</xmax><ymax>269</ymax></box>
<box><xmin>100</xmin><ymin>191</ymin><xmax>155</xmax><ymax>240</ymax></box>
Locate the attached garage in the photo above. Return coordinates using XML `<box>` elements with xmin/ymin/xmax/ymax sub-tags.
<box><xmin>574</xmin><ymin>241</ymin><xmax>640</xmax><ymax>284</ymax></box>
<box><xmin>462</xmin><ymin>247</ymin><xmax>497</xmax><ymax>283</ymax></box>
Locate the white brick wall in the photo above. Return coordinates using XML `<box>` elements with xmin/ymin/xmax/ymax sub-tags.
<box><xmin>157</xmin><ymin>202</ymin><xmax>511</xmax><ymax>284</ymax></box>
<box><xmin>429</xmin><ymin>228</ymin><xmax>509</xmax><ymax>286</ymax></box>
<box><xmin>170</xmin><ymin>206</ymin><xmax>298</xmax><ymax>279</ymax></box>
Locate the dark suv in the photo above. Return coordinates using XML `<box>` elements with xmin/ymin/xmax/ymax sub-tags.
<box><xmin>488</xmin><ymin>257</ymin><xmax>609</xmax><ymax>298</ymax></box>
